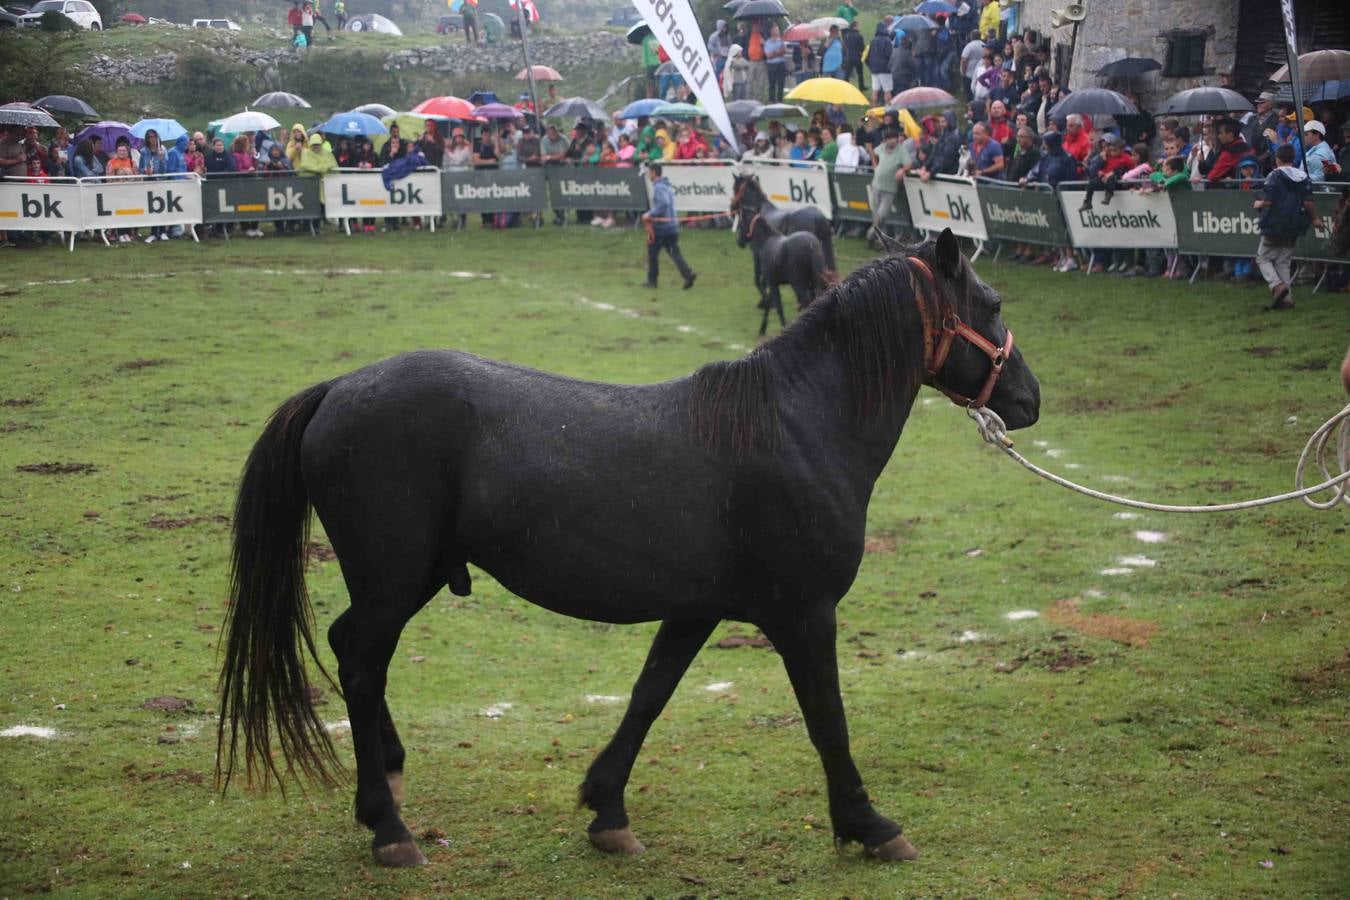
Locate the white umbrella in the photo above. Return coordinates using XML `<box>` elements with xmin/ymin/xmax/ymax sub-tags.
<box><xmin>217</xmin><ymin>110</ymin><xmax>283</xmax><ymax>133</ymax></box>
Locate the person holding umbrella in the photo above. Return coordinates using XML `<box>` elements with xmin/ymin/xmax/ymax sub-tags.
<box><xmin>641</xmin><ymin>163</ymin><xmax>697</xmax><ymax>290</ymax></box>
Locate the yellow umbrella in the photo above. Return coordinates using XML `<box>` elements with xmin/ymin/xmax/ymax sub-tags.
<box><xmin>866</xmin><ymin>106</ymin><xmax>921</xmax><ymax>140</ymax></box>
<box><xmin>785</xmin><ymin>77</ymin><xmax>871</xmax><ymax>107</ymax></box>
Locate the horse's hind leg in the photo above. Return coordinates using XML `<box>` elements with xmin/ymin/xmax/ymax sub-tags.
<box><xmin>580</xmin><ymin>618</ymin><xmax>718</xmax><ymax>854</ymax></box>
<box><xmin>329</xmin><ymin>611</ymin><xmax>408</xmax><ymax>810</ymax></box>
<box><xmin>759</xmin><ymin>604</ymin><xmax>919</xmax><ymax>862</ymax></box>
<box><xmin>773</xmin><ymin>286</ymin><xmax>787</xmax><ymax>329</ymax></box>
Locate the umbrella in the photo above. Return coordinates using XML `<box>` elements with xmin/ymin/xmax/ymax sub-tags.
<box><xmin>542</xmin><ymin>97</ymin><xmax>609</xmax><ymax>120</ymax></box>
<box><xmin>344</xmin><ymin>13</ymin><xmax>402</xmax><ymax>35</ymax></box>
<box><xmin>350</xmin><ymin>102</ymin><xmax>397</xmax><ymax>119</ymax></box>
<box><xmin>725</xmin><ymin>99</ymin><xmax>766</xmax><ymax>124</ymax></box>
<box><xmin>317</xmin><ymin>112</ymin><xmax>389</xmax><ymax>137</ymax></box>
<box><xmin>1269</xmin><ymin>48</ymin><xmax>1350</xmax><ymax>83</ymax></box>
<box><xmin>888</xmin><ymin>86</ymin><xmax>958</xmax><ymax>110</ymax></box>
<box><xmin>654</xmin><ymin>61</ymin><xmax>682</xmax><ymax>77</ymax></box>
<box><xmin>467</xmin><ymin>91</ymin><xmax>499</xmax><ymax>105</ymax></box>
<box><xmin>1047</xmin><ymin>88</ymin><xmax>1139</xmax><ymax>119</ymax></box>
<box><xmin>652</xmin><ymin>102</ymin><xmax>704</xmax><ymax>118</ymax></box>
<box><xmin>807</xmin><ymin>15</ymin><xmax>849</xmax><ymax>29</ymax></box>
<box><xmin>472</xmin><ymin>103</ymin><xmax>525</xmax><ymax>119</ymax></box>
<box><xmin>784</xmin><ymin>22</ymin><xmax>829</xmax><ymax>42</ymax></box>
<box><xmin>130</xmin><ymin>117</ymin><xmax>187</xmax><ymax>141</ymax></box>
<box><xmin>619</xmin><ymin>97</ymin><xmax>667</xmax><ymax>119</ymax></box>
<box><xmin>75</xmin><ymin>120</ymin><xmax>136</xmax><ymax>148</ymax></box>
<box><xmin>866</xmin><ymin>105</ymin><xmax>922</xmax><ymax>139</ymax></box>
<box><xmin>517</xmin><ymin>65</ymin><xmax>562</xmax><ymax>82</ymax></box>
<box><xmin>215</xmin><ymin>110</ymin><xmax>281</xmax><ymax>134</ymax></box>
<box><xmin>1153</xmin><ymin>86</ymin><xmax>1252</xmax><ymax>116</ymax></box>
<box><xmin>0</xmin><ymin>102</ymin><xmax>60</xmax><ymax>129</ymax></box>
<box><xmin>1273</xmin><ymin>80</ymin><xmax>1349</xmax><ymax>104</ymax></box>
<box><xmin>253</xmin><ymin>91</ymin><xmax>311</xmax><ymax>109</ymax></box>
<box><xmin>1096</xmin><ymin>57</ymin><xmax>1161</xmax><ymax>79</ymax></box>
<box><xmin>723</xmin><ymin>0</ymin><xmax>745</xmax><ymax>8</ymax></box>
<box><xmin>915</xmin><ymin>0</ymin><xmax>958</xmax><ymax>14</ymax></box>
<box><xmin>32</xmin><ymin>94</ymin><xmax>99</xmax><ymax>119</ymax></box>
<box><xmin>758</xmin><ymin>102</ymin><xmax>809</xmax><ymax>119</ymax></box>
<box><xmin>625</xmin><ymin>21</ymin><xmax>651</xmax><ymax>45</ymax></box>
<box><xmin>481</xmin><ymin>12</ymin><xmax>505</xmax><ymax>40</ymax></box>
<box><xmin>732</xmin><ymin>0</ymin><xmax>788</xmax><ymax>19</ymax></box>
<box><xmin>891</xmin><ymin>14</ymin><xmax>936</xmax><ymax>32</ymax></box>
<box><xmin>413</xmin><ymin>95</ymin><xmax>477</xmax><ymax>119</ymax></box>
<box><xmin>120</xmin><ymin>12</ymin><xmax>146</xmax><ymax>23</ymax></box>
<box><xmin>786</xmin><ymin>77</ymin><xmax>871</xmax><ymax>107</ymax></box>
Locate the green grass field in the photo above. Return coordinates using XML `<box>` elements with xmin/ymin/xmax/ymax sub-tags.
<box><xmin>1</xmin><ymin>226</ymin><xmax>1347</xmax><ymax>897</ymax></box>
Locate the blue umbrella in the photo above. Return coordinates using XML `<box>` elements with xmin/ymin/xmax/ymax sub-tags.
<box><xmin>130</xmin><ymin>117</ymin><xmax>187</xmax><ymax>141</ymax></box>
<box><xmin>652</xmin><ymin>102</ymin><xmax>704</xmax><ymax>118</ymax></box>
<box><xmin>915</xmin><ymin>0</ymin><xmax>957</xmax><ymax>14</ymax></box>
<box><xmin>891</xmin><ymin>14</ymin><xmax>936</xmax><ymax>32</ymax></box>
<box><xmin>468</xmin><ymin>90</ymin><xmax>500</xmax><ymax>106</ymax></box>
<box><xmin>317</xmin><ymin>111</ymin><xmax>389</xmax><ymax>137</ymax></box>
<box><xmin>619</xmin><ymin>98</ymin><xmax>666</xmax><ymax>119</ymax></box>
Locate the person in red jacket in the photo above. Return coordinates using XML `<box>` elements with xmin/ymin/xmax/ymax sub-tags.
<box><xmin>1078</xmin><ymin>133</ymin><xmax>1133</xmax><ymax>211</ymax></box>
<box><xmin>1206</xmin><ymin>119</ymin><xmax>1250</xmax><ymax>184</ymax></box>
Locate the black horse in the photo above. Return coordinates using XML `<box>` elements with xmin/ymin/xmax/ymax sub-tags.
<box><xmin>731</xmin><ymin>173</ymin><xmax>837</xmax><ymax>276</ymax></box>
<box><xmin>736</xmin><ymin>209</ymin><xmax>834</xmax><ymax>335</ymax></box>
<box><xmin>217</xmin><ymin>229</ymin><xmax>1040</xmax><ymax>869</ymax></box>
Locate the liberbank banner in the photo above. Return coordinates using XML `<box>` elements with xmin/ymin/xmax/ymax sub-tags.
<box><xmin>201</xmin><ymin>174</ymin><xmax>321</xmax><ymax>223</ymax></box>
<box><xmin>903</xmin><ymin>175</ymin><xmax>988</xmax><ymax>241</ymax></box>
<box><xmin>1058</xmin><ymin>185</ymin><xmax>1177</xmax><ymax>249</ymax></box>
<box><xmin>0</xmin><ymin>178</ymin><xmax>82</xmax><ymax>233</ymax></box>
<box><xmin>742</xmin><ymin>160</ymin><xmax>832</xmax><ymax>218</ymax></box>
<box><xmin>323</xmin><ymin>169</ymin><xmax>442</xmax><ymax>221</ymax></box>
<box><xmin>442</xmin><ymin>168</ymin><xmax>548</xmax><ymax>212</ymax></box>
<box><xmin>832</xmin><ymin>171</ymin><xmax>910</xmax><ymax>225</ymax></box>
<box><xmin>1172</xmin><ymin>188</ymin><xmax>1343</xmax><ymax>263</ymax></box>
<box><xmin>660</xmin><ymin>161</ymin><xmax>736</xmax><ymax>213</ymax></box>
<box><xmin>977</xmin><ymin>181</ymin><xmax>1068</xmax><ymax>246</ymax></box>
<box><xmin>546</xmin><ymin>168</ymin><xmax>648</xmax><ymax>210</ymax></box>
<box><xmin>81</xmin><ymin>174</ymin><xmax>203</xmax><ymax>231</ymax></box>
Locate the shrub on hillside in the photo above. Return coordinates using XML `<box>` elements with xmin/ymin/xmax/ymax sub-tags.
<box><xmin>166</xmin><ymin>50</ymin><xmax>254</xmax><ymax>115</ymax></box>
<box><xmin>277</xmin><ymin>51</ymin><xmax>402</xmax><ymax>111</ymax></box>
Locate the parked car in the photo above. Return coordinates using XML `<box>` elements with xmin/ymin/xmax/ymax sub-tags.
<box><xmin>435</xmin><ymin>14</ymin><xmax>460</xmax><ymax>34</ymax></box>
<box><xmin>606</xmin><ymin>8</ymin><xmax>642</xmax><ymax>26</ymax></box>
<box><xmin>0</xmin><ymin>8</ymin><xmax>23</xmax><ymax>27</ymax></box>
<box><xmin>18</xmin><ymin>0</ymin><xmax>101</xmax><ymax>29</ymax></box>
<box><xmin>192</xmin><ymin>17</ymin><xmax>241</xmax><ymax>30</ymax></box>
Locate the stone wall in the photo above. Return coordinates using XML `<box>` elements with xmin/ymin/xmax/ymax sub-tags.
<box><xmin>1014</xmin><ymin>0</ymin><xmax>1240</xmax><ymax>108</ymax></box>
<box><xmin>81</xmin><ymin>31</ymin><xmax>636</xmax><ymax>86</ymax></box>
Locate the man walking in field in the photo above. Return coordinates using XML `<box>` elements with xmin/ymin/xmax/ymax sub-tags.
<box><xmin>641</xmin><ymin>163</ymin><xmax>697</xmax><ymax>290</ymax></box>
<box><xmin>1252</xmin><ymin>143</ymin><xmax>1323</xmax><ymax>310</ymax></box>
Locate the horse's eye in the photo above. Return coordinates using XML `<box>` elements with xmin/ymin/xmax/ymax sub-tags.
<box><xmin>992</xmin><ymin>303</ymin><xmax>1002</xmax><ymax>317</ymax></box>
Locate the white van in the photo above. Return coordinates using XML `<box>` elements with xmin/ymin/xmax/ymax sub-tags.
<box><xmin>192</xmin><ymin>17</ymin><xmax>242</xmax><ymax>30</ymax></box>
<box><xmin>19</xmin><ymin>0</ymin><xmax>102</xmax><ymax>30</ymax></box>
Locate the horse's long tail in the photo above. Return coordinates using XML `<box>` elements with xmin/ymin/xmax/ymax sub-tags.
<box><xmin>216</xmin><ymin>380</ymin><xmax>342</xmax><ymax>792</ymax></box>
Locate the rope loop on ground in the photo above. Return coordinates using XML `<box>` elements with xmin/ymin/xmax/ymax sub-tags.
<box><xmin>967</xmin><ymin>404</ymin><xmax>1350</xmax><ymax>513</ymax></box>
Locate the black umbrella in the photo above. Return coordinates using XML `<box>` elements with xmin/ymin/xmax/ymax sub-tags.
<box><xmin>1047</xmin><ymin>88</ymin><xmax>1139</xmax><ymax>119</ymax></box>
<box><xmin>1154</xmin><ymin>86</ymin><xmax>1253</xmax><ymax>116</ymax></box>
<box><xmin>1096</xmin><ymin>57</ymin><xmax>1161</xmax><ymax>79</ymax></box>
<box><xmin>253</xmin><ymin>91</ymin><xmax>312</xmax><ymax>109</ymax></box>
<box><xmin>542</xmin><ymin>97</ymin><xmax>609</xmax><ymax>120</ymax></box>
<box><xmin>723</xmin><ymin>0</ymin><xmax>745</xmax><ymax>9</ymax></box>
<box><xmin>726</xmin><ymin>99</ymin><xmax>766</xmax><ymax>124</ymax></box>
<box><xmin>350</xmin><ymin>102</ymin><xmax>397</xmax><ymax>119</ymax></box>
<box><xmin>732</xmin><ymin>0</ymin><xmax>787</xmax><ymax>19</ymax></box>
<box><xmin>32</xmin><ymin>94</ymin><xmax>99</xmax><ymax>119</ymax></box>
<box><xmin>625</xmin><ymin>21</ymin><xmax>650</xmax><ymax>45</ymax></box>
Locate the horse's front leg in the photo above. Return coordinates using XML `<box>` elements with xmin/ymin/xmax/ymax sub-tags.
<box><xmin>580</xmin><ymin>618</ymin><xmax>718</xmax><ymax>853</ymax></box>
<box><xmin>759</xmin><ymin>604</ymin><xmax>919</xmax><ymax>862</ymax></box>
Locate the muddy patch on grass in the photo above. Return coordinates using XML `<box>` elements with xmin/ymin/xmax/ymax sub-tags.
<box><xmin>713</xmin><ymin>634</ymin><xmax>774</xmax><ymax>650</ymax></box>
<box><xmin>1045</xmin><ymin>598</ymin><xmax>1160</xmax><ymax>647</ymax></box>
<box><xmin>306</xmin><ymin>541</ymin><xmax>337</xmax><ymax>562</ymax></box>
<box><xmin>1245</xmin><ymin>345</ymin><xmax>1279</xmax><ymax>358</ymax></box>
<box><xmin>864</xmin><ymin>533</ymin><xmax>899</xmax><ymax>554</ymax></box>
<box><xmin>1</xmin><ymin>422</ymin><xmax>36</xmax><ymax>433</ymax></box>
<box><xmin>141</xmin><ymin>696</ymin><xmax>194</xmax><ymax>712</ymax></box>
<box><xmin>3</xmin><ymin>398</ymin><xmax>37</xmax><ymax>408</ymax></box>
<box><xmin>16</xmin><ymin>462</ymin><xmax>97</xmax><ymax>475</ymax></box>
<box><xmin>1291</xmin><ymin>650</ymin><xmax>1350</xmax><ymax>699</ymax></box>
<box><xmin>145</xmin><ymin>513</ymin><xmax>229</xmax><ymax>530</ymax></box>
<box><xmin>1122</xmin><ymin>345</ymin><xmax>1151</xmax><ymax>357</ymax></box>
<box><xmin>1289</xmin><ymin>358</ymin><xmax>1328</xmax><ymax>371</ymax></box>
<box><xmin>118</xmin><ymin>359</ymin><xmax>170</xmax><ymax>371</ymax></box>
<box><xmin>1061</xmin><ymin>395</ymin><xmax>1117</xmax><ymax>413</ymax></box>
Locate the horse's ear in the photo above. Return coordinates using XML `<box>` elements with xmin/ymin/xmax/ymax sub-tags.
<box><xmin>934</xmin><ymin>228</ymin><xmax>963</xmax><ymax>279</ymax></box>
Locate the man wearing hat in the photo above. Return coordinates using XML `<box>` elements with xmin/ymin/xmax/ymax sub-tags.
<box><xmin>1243</xmin><ymin>90</ymin><xmax>1279</xmax><ymax>146</ymax></box>
<box><xmin>1301</xmin><ymin>120</ymin><xmax>1337</xmax><ymax>181</ymax></box>
<box><xmin>742</xmin><ymin>131</ymin><xmax>773</xmax><ymax>160</ymax></box>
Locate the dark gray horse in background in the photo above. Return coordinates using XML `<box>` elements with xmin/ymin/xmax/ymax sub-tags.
<box><xmin>736</xmin><ymin>208</ymin><xmax>834</xmax><ymax>334</ymax></box>
<box><xmin>217</xmin><ymin>229</ymin><xmax>1040</xmax><ymax>869</ymax></box>
<box><xmin>731</xmin><ymin>173</ymin><xmax>837</xmax><ymax>276</ymax></box>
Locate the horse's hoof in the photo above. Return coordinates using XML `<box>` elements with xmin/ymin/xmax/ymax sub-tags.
<box><xmin>589</xmin><ymin>827</ymin><xmax>646</xmax><ymax>855</ymax></box>
<box><xmin>387</xmin><ymin>771</ymin><xmax>405</xmax><ymax>811</ymax></box>
<box><xmin>373</xmin><ymin>840</ymin><xmax>427</xmax><ymax>868</ymax></box>
<box><xmin>867</xmin><ymin>833</ymin><xmax>920</xmax><ymax>862</ymax></box>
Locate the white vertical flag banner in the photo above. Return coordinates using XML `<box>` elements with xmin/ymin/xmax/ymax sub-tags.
<box><xmin>630</xmin><ymin>0</ymin><xmax>739</xmax><ymax>153</ymax></box>
<box><xmin>1279</xmin><ymin>0</ymin><xmax>1306</xmax><ymax>163</ymax></box>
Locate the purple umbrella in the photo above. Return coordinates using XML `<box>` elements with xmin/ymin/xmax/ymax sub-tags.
<box><xmin>471</xmin><ymin>103</ymin><xmax>525</xmax><ymax>120</ymax></box>
<box><xmin>75</xmin><ymin>120</ymin><xmax>141</xmax><ymax>150</ymax></box>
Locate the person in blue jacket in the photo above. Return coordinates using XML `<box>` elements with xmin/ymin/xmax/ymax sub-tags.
<box><xmin>1253</xmin><ymin>142</ymin><xmax>1324</xmax><ymax>310</ymax></box>
<box><xmin>640</xmin><ymin>163</ymin><xmax>697</xmax><ymax>290</ymax></box>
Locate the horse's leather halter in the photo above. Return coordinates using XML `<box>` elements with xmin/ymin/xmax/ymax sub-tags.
<box><xmin>907</xmin><ymin>256</ymin><xmax>1014</xmax><ymax>410</ymax></box>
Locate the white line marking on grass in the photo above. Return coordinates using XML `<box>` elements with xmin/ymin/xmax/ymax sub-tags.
<box><xmin>1101</xmin><ymin>475</ymin><xmax>1132</xmax><ymax>483</ymax></box>
<box><xmin>897</xmin><ymin>650</ymin><xmax>927</xmax><ymax>661</ymax></box>
<box><xmin>1134</xmin><ymin>531</ymin><xmax>1168</xmax><ymax>544</ymax></box>
<box><xmin>1065</xmin><ymin>463</ymin><xmax>1083</xmax><ymax>469</ymax></box>
<box><xmin>1004</xmin><ymin>610</ymin><xmax>1039</xmax><ymax>621</ymax></box>
<box><xmin>575</xmin><ymin>296</ymin><xmax>744</xmax><ymax>350</ymax></box>
<box><xmin>1100</xmin><ymin>567</ymin><xmax>1133</xmax><ymax>576</ymax></box>
<box><xmin>480</xmin><ymin>703</ymin><xmax>514</xmax><ymax>718</ymax></box>
<box><xmin>325</xmin><ymin>719</ymin><xmax>351</xmax><ymax>732</ymax></box>
<box><xmin>1113</xmin><ymin>511</ymin><xmax>1141</xmax><ymax>520</ymax></box>
<box><xmin>585</xmin><ymin>694</ymin><xmax>626</xmax><ymax>704</ymax></box>
<box><xmin>705</xmin><ymin>682</ymin><xmax>735</xmax><ymax>692</ymax></box>
<box><xmin>958</xmin><ymin>630</ymin><xmax>984</xmax><ymax>643</ymax></box>
<box><xmin>1045</xmin><ymin>449</ymin><xmax>1064</xmax><ymax>458</ymax></box>
<box><xmin>1085</xmin><ymin>589</ymin><xmax>1106</xmax><ymax>598</ymax></box>
<box><xmin>1118</xmin><ymin>555</ymin><xmax>1158</xmax><ymax>568</ymax></box>
<box><xmin>1</xmin><ymin>725</ymin><xmax>59</xmax><ymax>739</ymax></box>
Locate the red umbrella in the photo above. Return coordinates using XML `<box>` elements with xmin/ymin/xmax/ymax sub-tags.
<box><xmin>516</xmin><ymin>65</ymin><xmax>562</xmax><ymax>82</ymax></box>
<box><xmin>411</xmin><ymin>96</ymin><xmax>477</xmax><ymax>119</ymax></box>
<box><xmin>886</xmin><ymin>86</ymin><xmax>958</xmax><ymax>111</ymax></box>
<box><xmin>783</xmin><ymin>22</ymin><xmax>827</xmax><ymax>42</ymax></box>
<box><xmin>120</xmin><ymin>12</ymin><xmax>146</xmax><ymax>23</ymax></box>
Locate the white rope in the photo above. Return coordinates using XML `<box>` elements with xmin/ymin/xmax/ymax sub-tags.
<box><xmin>967</xmin><ymin>403</ymin><xmax>1350</xmax><ymax>512</ymax></box>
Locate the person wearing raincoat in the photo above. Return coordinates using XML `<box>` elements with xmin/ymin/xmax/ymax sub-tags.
<box><xmin>297</xmin><ymin>132</ymin><xmax>338</xmax><ymax>231</ymax></box>
<box><xmin>285</xmin><ymin>123</ymin><xmax>308</xmax><ymax>168</ymax></box>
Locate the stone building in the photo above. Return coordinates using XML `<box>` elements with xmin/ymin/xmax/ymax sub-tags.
<box><xmin>1004</xmin><ymin>0</ymin><xmax>1349</xmax><ymax>106</ymax></box>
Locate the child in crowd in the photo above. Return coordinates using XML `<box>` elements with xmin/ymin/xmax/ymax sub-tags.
<box><xmin>1232</xmin><ymin>155</ymin><xmax>1264</xmax><ymax>281</ymax></box>
<box><xmin>105</xmin><ymin>144</ymin><xmax>137</xmax><ymax>244</ymax></box>
<box><xmin>1079</xmin><ymin>134</ymin><xmax>1134</xmax><ymax>210</ymax></box>
<box><xmin>1146</xmin><ymin>155</ymin><xmax>1192</xmax><ymax>279</ymax></box>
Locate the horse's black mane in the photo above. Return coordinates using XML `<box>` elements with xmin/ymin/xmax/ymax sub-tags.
<box><xmin>690</xmin><ymin>243</ymin><xmax>956</xmax><ymax>453</ymax></box>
